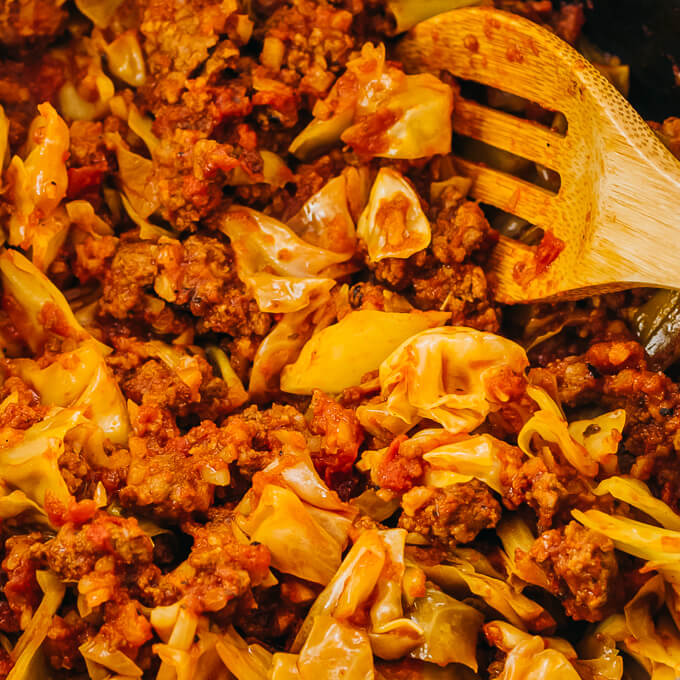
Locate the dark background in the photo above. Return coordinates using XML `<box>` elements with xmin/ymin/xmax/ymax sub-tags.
<box><xmin>582</xmin><ymin>0</ymin><xmax>680</xmax><ymax>121</ymax></box>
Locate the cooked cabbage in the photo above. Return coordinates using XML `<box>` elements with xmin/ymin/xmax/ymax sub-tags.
<box><xmin>422</xmin><ymin>433</ymin><xmax>518</xmax><ymax>494</ymax></box>
<box><xmin>237</xmin><ymin>484</ymin><xmax>345</xmax><ymax>585</ymax></box>
<box><xmin>518</xmin><ymin>387</ymin><xmax>622</xmax><ymax>477</ymax></box>
<box><xmin>0</xmin><ymin>249</ymin><xmax>110</xmax><ymax>355</ymax></box>
<box><xmin>106</xmin><ymin>133</ymin><xmax>158</xmax><ymax>218</ymax></box>
<box><xmin>291</xmin><ymin>528</ymin><xmax>423</xmax><ymax>659</ymax></box>
<box><xmin>288</xmin><ymin>176</ymin><xmax>356</xmax><ymax>255</ymax></box>
<box><xmin>105</xmin><ymin>31</ymin><xmax>146</xmax><ymax>87</ymax></box>
<box><xmin>280</xmin><ymin>310</ymin><xmax>450</xmax><ymax>395</ymax></box>
<box><xmin>357</xmin><ymin>168</ymin><xmax>431</xmax><ymax>262</ymax></box>
<box><xmin>249</xmin><ymin>289</ymin><xmax>336</xmax><ymax>396</ymax></box>
<box><xmin>217</xmin><ymin>207</ymin><xmax>352</xmax><ymax>313</ymax></box>
<box><xmin>15</xmin><ymin>340</ymin><xmax>129</xmax><ymax>444</ymax></box>
<box><xmin>0</xmin><ymin>408</ymin><xmax>86</xmax><ymax>509</ymax></box>
<box><xmin>6</xmin><ymin>571</ymin><xmax>66</xmax><ymax>676</ymax></box>
<box><xmin>378</xmin><ymin>327</ymin><xmax>528</xmax><ymax>433</ymax></box>
<box><xmin>6</xmin><ymin>104</ymin><xmax>70</xmax><ymax>262</ymax></box>
<box><xmin>75</xmin><ymin>0</ymin><xmax>126</xmax><ymax>27</ymax></box>
<box><xmin>408</xmin><ymin>584</ymin><xmax>484</xmax><ymax>670</ymax></box>
<box><xmin>290</xmin><ymin>43</ymin><xmax>453</xmax><ymax>160</ymax></box>
<box><xmin>216</xmin><ymin>625</ymin><xmax>273</xmax><ymax>680</ymax></box>
<box><xmin>298</xmin><ymin>615</ymin><xmax>374</xmax><ymax>680</ymax></box>
<box><xmin>593</xmin><ymin>476</ymin><xmax>680</xmax><ymax>531</ymax></box>
<box><xmin>0</xmin><ymin>104</ymin><xmax>9</xmax><ymax>171</ymax></box>
<box><xmin>419</xmin><ymin>556</ymin><xmax>555</xmax><ymax>632</ymax></box>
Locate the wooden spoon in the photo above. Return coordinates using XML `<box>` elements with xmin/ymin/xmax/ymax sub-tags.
<box><xmin>396</xmin><ymin>7</ymin><xmax>680</xmax><ymax>304</ymax></box>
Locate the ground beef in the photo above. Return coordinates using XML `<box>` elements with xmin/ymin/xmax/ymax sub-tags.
<box><xmin>45</xmin><ymin>513</ymin><xmax>155</xmax><ymax>582</ymax></box>
<box><xmin>161</xmin><ymin>509</ymin><xmax>271</xmax><ymax>615</ymax></box>
<box><xmin>1</xmin><ymin>532</ymin><xmax>44</xmax><ymax>629</ymax></box>
<box><xmin>44</xmin><ymin>610</ymin><xmax>94</xmax><ymax>672</ymax></box>
<box><xmin>154</xmin><ymin>234</ymin><xmax>272</xmax><ymax>337</ymax></box>
<box><xmin>517</xmin><ymin>521</ymin><xmax>618</xmax><ymax>622</ymax></box>
<box><xmin>0</xmin><ymin>373</ymin><xmax>47</xmax><ymax>430</ymax></box>
<box><xmin>398</xmin><ymin>481</ymin><xmax>502</xmax><ymax>548</ymax></box>
<box><xmin>369</xmin><ymin>199</ymin><xmax>501</xmax><ymax>331</ymax></box>
<box><xmin>0</xmin><ymin>0</ymin><xmax>66</xmax><ymax>50</ymax></box>
<box><xmin>307</xmin><ymin>390</ymin><xmax>364</xmax><ymax>487</ymax></box>
<box><xmin>119</xmin><ymin>420</ymin><xmax>239</xmax><ymax>520</ymax></box>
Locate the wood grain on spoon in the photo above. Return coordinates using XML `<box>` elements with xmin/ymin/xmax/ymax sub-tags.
<box><xmin>396</xmin><ymin>7</ymin><xmax>680</xmax><ymax>304</ymax></box>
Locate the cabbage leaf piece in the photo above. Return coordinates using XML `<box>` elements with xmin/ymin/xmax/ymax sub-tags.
<box><xmin>0</xmin><ymin>487</ymin><xmax>50</xmax><ymax>525</ymax></box>
<box><xmin>298</xmin><ymin>615</ymin><xmax>374</xmax><ymax>680</ymax></box>
<box><xmin>593</xmin><ymin>476</ymin><xmax>680</xmax><ymax>531</ymax></box>
<box><xmin>623</xmin><ymin>574</ymin><xmax>680</xmax><ymax>674</ymax></box>
<box><xmin>422</xmin><ymin>433</ymin><xmax>520</xmax><ymax>494</ymax></box>
<box><xmin>418</xmin><ymin>556</ymin><xmax>555</xmax><ymax>632</ymax></box>
<box><xmin>236</xmin><ymin>454</ymin><xmax>356</xmax><ymax>585</ymax></box>
<box><xmin>573</xmin><ymin>509</ymin><xmax>680</xmax><ymax>583</ymax></box>
<box><xmin>6</xmin><ymin>103</ymin><xmax>69</xmax><ymax>258</ymax></box>
<box><xmin>357</xmin><ymin>168</ymin><xmax>431</xmax><ymax>262</ymax></box>
<box><xmin>518</xmin><ymin>386</ymin><xmax>623</xmax><ymax>477</ymax></box>
<box><xmin>281</xmin><ymin>310</ymin><xmax>450</xmax><ymax>395</ymax></box>
<box><xmin>0</xmin><ymin>249</ymin><xmax>110</xmax><ymax>355</ymax></box>
<box><xmin>291</xmin><ymin>528</ymin><xmax>424</xmax><ymax>660</ymax></box>
<box><xmin>408</xmin><ymin>584</ymin><xmax>484</xmax><ymax>670</ymax></box>
<box><xmin>288</xmin><ymin>175</ymin><xmax>356</xmax><ymax>256</ymax></box>
<box><xmin>104</xmin><ymin>31</ymin><xmax>147</xmax><ymax>87</ymax></box>
<box><xmin>216</xmin><ymin>625</ymin><xmax>273</xmax><ymax>680</ymax></box>
<box><xmin>482</xmin><ymin>621</ymin><xmax>616</xmax><ymax>680</ymax></box>
<box><xmin>379</xmin><ymin>326</ymin><xmax>528</xmax><ymax>433</ymax></box>
<box><xmin>106</xmin><ymin>132</ymin><xmax>158</xmax><ymax>218</ymax></box>
<box><xmin>289</xmin><ymin>43</ymin><xmax>453</xmax><ymax>161</ymax></box>
<box><xmin>0</xmin><ymin>407</ymin><xmax>86</xmax><ymax>509</ymax></box>
<box><xmin>7</xmin><ymin>570</ymin><xmax>66</xmax><ymax>679</ymax></box>
<box><xmin>249</xmin><ymin>289</ymin><xmax>336</xmax><ymax>397</ymax></box>
<box><xmin>217</xmin><ymin>207</ymin><xmax>352</xmax><ymax>313</ymax></box>
<box><xmin>15</xmin><ymin>340</ymin><xmax>129</xmax><ymax>445</ymax></box>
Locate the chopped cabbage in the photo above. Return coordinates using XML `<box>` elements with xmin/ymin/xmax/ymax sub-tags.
<box><xmin>290</xmin><ymin>43</ymin><xmax>453</xmax><ymax>160</ymax></box>
<box><xmin>281</xmin><ymin>310</ymin><xmax>450</xmax><ymax>395</ymax></box>
<box><xmin>0</xmin><ymin>407</ymin><xmax>86</xmax><ymax>509</ymax></box>
<box><xmin>357</xmin><ymin>168</ymin><xmax>431</xmax><ymax>262</ymax></box>
<box><xmin>15</xmin><ymin>340</ymin><xmax>130</xmax><ymax>444</ymax></box>
<box><xmin>6</xmin><ymin>571</ymin><xmax>66</xmax><ymax>679</ymax></box>
<box><xmin>217</xmin><ymin>207</ymin><xmax>352</xmax><ymax>313</ymax></box>
<box><xmin>408</xmin><ymin>584</ymin><xmax>484</xmax><ymax>670</ymax></box>
<box><xmin>0</xmin><ymin>249</ymin><xmax>110</xmax><ymax>355</ymax></box>
<box><xmin>379</xmin><ymin>327</ymin><xmax>528</xmax><ymax>433</ymax></box>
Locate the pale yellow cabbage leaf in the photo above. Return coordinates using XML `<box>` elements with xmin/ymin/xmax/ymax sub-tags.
<box><xmin>0</xmin><ymin>407</ymin><xmax>86</xmax><ymax>509</ymax></box>
<box><xmin>379</xmin><ymin>327</ymin><xmax>528</xmax><ymax>433</ymax></box>
<box><xmin>408</xmin><ymin>584</ymin><xmax>484</xmax><ymax>670</ymax></box>
<box><xmin>422</xmin><ymin>433</ymin><xmax>517</xmax><ymax>494</ymax></box>
<box><xmin>216</xmin><ymin>625</ymin><xmax>273</xmax><ymax>680</ymax></box>
<box><xmin>291</xmin><ymin>43</ymin><xmax>453</xmax><ymax>160</ymax></box>
<box><xmin>249</xmin><ymin>289</ymin><xmax>336</xmax><ymax>396</ymax></box>
<box><xmin>217</xmin><ymin>207</ymin><xmax>351</xmax><ymax>313</ymax></box>
<box><xmin>518</xmin><ymin>386</ymin><xmax>618</xmax><ymax>478</ymax></box>
<box><xmin>420</xmin><ymin>557</ymin><xmax>555</xmax><ymax>632</ymax></box>
<box><xmin>105</xmin><ymin>31</ymin><xmax>146</xmax><ymax>87</ymax></box>
<box><xmin>0</xmin><ymin>248</ymin><xmax>110</xmax><ymax>354</ymax></box>
<box><xmin>7</xmin><ymin>571</ymin><xmax>66</xmax><ymax>678</ymax></box>
<box><xmin>298</xmin><ymin>616</ymin><xmax>374</xmax><ymax>680</ymax></box>
<box><xmin>15</xmin><ymin>340</ymin><xmax>129</xmax><ymax>444</ymax></box>
<box><xmin>75</xmin><ymin>0</ymin><xmax>126</xmax><ymax>27</ymax></box>
<box><xmin>624</xmin><ymin>574</ymin><xmax>680</xmax><ymax>673</ymax></box>
<box><xmin>291</xmin><ymin>529</ymin><xmax>421</xmax><ymax>657</ymax></box>
<box><xmin>357</xmin><ymin>167</ymin><xmax>430</xmax><ymax>262</ymax></box>
<box><xmin>281</xmin><ymin>310</ymin><xmax>450</xmax><ymax>395</ymax></box>
<box><xmin>593</xmin><ymin>476</ymin><xmax>680</xmax><ymax>531</ymax></box>
<box><xmin>236</xmin><ymin>484</ymin><xmax>344</xmax><ymax>584</ymax></box>
<box><xmin>288</xmin><ymin>175</ymin><xmax>356</xmax><ymax>255</ymax></box>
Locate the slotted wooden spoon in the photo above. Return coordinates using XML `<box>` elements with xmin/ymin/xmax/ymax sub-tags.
<box><xmin>396</xmin><ymin>7</ymin><xmax>680</xmax><ymax>304</ymax></box>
